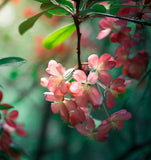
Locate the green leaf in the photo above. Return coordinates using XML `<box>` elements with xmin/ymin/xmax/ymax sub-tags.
<box><xmin>92</xmin><ymin>4</ymin><xmax>106</xmax><ymax>13</ymax></box>
<box><xmin>40</xmin><ymin>2</ymin><xmax>69</xmax><ymax>15</ymax></box>
<box><xmin>87</xmin><ymin>0</ymin><xmax>106</xmax><ymax>7</ymax></box>
<box><xmin>44</xmin><ymin>12</ymin><xmax>53</xmax><ymax>18</ymax></box>
<box><xmin>43</xmin><ymin>23</ymin><xmax>76</xmax><ymax>49</ymax></box>
<box><xmin>0</xmin><ymin>57</ymin><xmax>26</xmax><ymax>66</ymax></box>
<box><xmin>50</xmin><ymin>0</ymin><xmax>73</xmax><ymax>13</ymax></box>
<box><xmin>19</xmin><ymin>11</ymin><xmax>45</xmax><ymax>35</ymax></box>
<box><xmin>0</xmin><ymin>104</ymin><xmax>14</xmax><ymax>110</ymax></box>
<box><xmin>55</xmin><ymin>0</ymin><xmax>74</xmax><ymax>11</ymax></box>
<box><xmin>46</xmin><ymin>8</ymin><xmax>68</xmax><ymax>15</ymax></box>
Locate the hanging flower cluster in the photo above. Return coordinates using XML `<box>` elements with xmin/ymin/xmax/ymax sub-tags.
<box><xmin>0</xmin><ymin>91</ymin><xmax>27</xmax><ymax>159</ymax></box>
<box><xmin>98</xmin><ymin>1</ymin><xmax>150</xmax><ymax>80</ymax></box>
<box><xmin>41</xmin><ymin>54</ymin><xmax>132</xmax><ymax>142</ymax></box>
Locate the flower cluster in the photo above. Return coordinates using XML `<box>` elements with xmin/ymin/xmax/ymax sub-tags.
<box><xmin>0</xmin><ymin>91</ymin><xmax>27</xmax><ymax>159</ymax></box>
<box><xmin>97</xmin><ymin>0</ymin><xmax>150</xmax><ymax>80</ymax></box>
<box><xmin>41</xmin><ymin>54</ymin><xmax>132</xmax><ymax>142</ymax></box>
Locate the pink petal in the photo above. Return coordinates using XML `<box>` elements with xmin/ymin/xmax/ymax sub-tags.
<box><xmin>118</xmin><ymin>121</ymin><xmax>124</xmax><ymax>130</ymax></box>
<box><xmin>60</xmin><ymin>104</ymin><xmax>69</xmax><ymax>122</ymax></box>
<box><xmin>0</xmin><ymin>91</ymin><xmax>3</xmax><ymax>102</ymax></box>
<box><xmin>47</xmin><ymin>77</ymin><xmax>57</xmax><ymax>92</ymax></box>
<box><xmin>88</xmin><ymin>54</ymin><xmax>99</xmax><ymax>69</ymax></box>
<box><xmin>86</xmin><ymin>117</ymin><xmax>95</xmax><ymax>131</ymax></box>
<box><xmin>97</xmin><ymin>28</ymin><xmax>111</xmax><ymax>39</ymax></box>
<box><xmin>72</xmin><ymin>70</ymin><xmax>86</xmax><ymax>82</ymax></box>
<box><xmin>8</xmin><ymin>110</ymin><xmax>18</xmax><ymax>120</ymax></box>
<box><xmin>87</xmin><ymin>72</ymin><xmax>98</xmax><ymax>84</ymax></box>
<box><xmin>6</xmin><ymin>119</ymin><xmax>16</xmax><ymax>128</ymax></box>
<box><xmin>75</xmin><ymin>94</ymin><xmax>88</xmax><ymax>107</ymax></box>
<box><xmin>102</xmin><ymin>60</ymin><xmax>116</xmax><ymax>70</ymax></box>
<box><xmin>46</xmin><ymin>60</ymin><xmax>58</xmax><ymax>76</ymax></box>
<box><xmin>88</xmin><ymin>87</ymin><xmax>102</xmax><ymax>108</ymax></box>
<box><xmin>64</xmin><ymin>99</ymin><xmax>77</xmax><ymax>110</ymax></box>
<box><xmin>70</xmin><ymin>113</ymin><xmax>78</xmax><ymax>126</ymax></box>
<box><xmin>95</xmin><ymin>133</ymin><xmax>108</xmax><ymax>142</ymax></box>
<box><xmin>111</xmin><ymin>78</ymin><xmax>125</xmax><ymax>88</ymax></box>
<box><xmin>16</xmin><ymin>127</ymin><xmax>27</xmax><ymax>137</ymax></box>
<box><xmin>111</xmin><ymin>109</ymin><xmax>132</xmax><ymax>121</ymax></box>
<box><xmin>99</xmin><ymin>53</ymin><xmax>111</xmax><ymax>63</ymax></box>
<box><xmin>69</xmin><ymin>82</ymin><xmax>83</xmax><ymax>96</ymax></box>
<box><xmin>75</xmin><ymin>108</ymin><xmax>86</xmax><ymax>122</ymax></box>
<box><xmin>56</xmin><ymin>63</ymin><xmax>66</xmax><ymax>75</ymax></box>
<box><xmin>98</xmin><ymin>120</ymin><xmax>111</xmax><ymax>135</ymax></box>
<box><xmin>40</xmin><ymin>77</ymin><xmax>48</xmax><ymax>87</ymax></box>
<box><xmin>75</xmin><ymin>124</ymin><xmax>89</xmax><ymax>136</ymax></box>
<box><xmin>58</xmin><ymin>81</ymin><xmax>68</xmax><ymax>94</ymax></box>
<box><xmin>105</xmin><ymin>91</ymin><xmax>115</xmax><ymax>109</ymax></box>
<box><xmin>44</xmin><ymin>92</ymin><xmax>57</xmax><ymax>102</ymax></box>
<box><xmin>46</xmin><ymin>60</ymin><xmax>65</xmax><ymax>76</ymax></box>
<box><xmin>51</xmin><ymin>103</ymin><xmax>60</xmax><ymax>114</ymax></box>
<box><xmin>99</xmin><ymin>71</ymin><xmax>111</xmax><ymax>86</ymax></box>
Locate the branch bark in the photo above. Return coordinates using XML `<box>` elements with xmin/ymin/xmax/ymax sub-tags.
<box><xmin>72</xmin><ymin>0</ymin><xmax>82</xmax><ymax>69</ymax></box>
<box><xmin>83</xmin><ymin>13</ymin><xmax>151</xmax><ymax>27</ymax></box>
<box><xmin>116</xmin><ymin>139</ymin><xmax>151</xmax><ymax>160</ymax></box>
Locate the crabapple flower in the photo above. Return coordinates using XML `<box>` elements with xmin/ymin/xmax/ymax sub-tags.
<box><xmin>3</xmin><ymin>110</ymin><xmax>18</xmax><ymax>128</ymax></box>
<box><xmin>98</xmin><ymin>109</ymin><xmax>132</xmax><ymax>133</ymax></box>
<box><xmin>75</xmin><ymin>117</ymin><xmax>108</xmax><ymax>142</ymax></box>
<box><xmin>115</xmin><ymin>45</ymin><xmax>130</xmax><ymax>67</ymax></box>
<box><xmin>88</xmin><ymin>54</ymin><xmax>116</xmax><ymax>86</ymax></box>
<box><xmin>69</xmin><ymin>70</ymin><xmax>102</xmax><ymax>109</ymax></box>
<box><xmin>105</xmin><ymin>78</ymin><xmax>126</xmax><ymax>109</ymax></box>
<box><xmin>46</xmin><ymin>60</ymin><xmax>68</xmax><ymax>94</ymax></box>
<box><xmin>97</xmin><ymin>17</ymin><xmax>127</xmax><ymax>39</ymax></box>
<box><xmin>110</xmin><ymin>27</ymin><xmax>136</xmax><ymax>48</ymax></box>
<box><xmin>123</xmin><ymin>50</ymin><xmax>149</xmax><ymax>79</ymax></box>
<box><xmin>45</xmin><ymin>90</ymin><xmax>69</xmax><ymax>121</ymax></box>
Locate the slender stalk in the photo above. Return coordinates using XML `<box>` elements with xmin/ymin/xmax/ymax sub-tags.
<box><xmin>83</xmin><ymin>13</ymin><xmax>151</xmax><ymax>27</ymax></box>
<box><xmin>72</xmin><ymin>0</ymin><xmax>82</xmax><ymax>69</ymax></box>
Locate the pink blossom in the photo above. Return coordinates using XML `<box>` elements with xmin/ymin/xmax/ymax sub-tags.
<box><xmin>88</xmin><ymin>54</ymin><xmax>115</xmax><ymax>86</ymax></box>
<box><xmin>46</xmin><ymin>60</ymin><xmax>67</xmax><ymax>94</ymax></box>
<box><xmin>98</xmin><ymin>109</ymin><xmax>132</xmax><ymax>132</ymax></box>
<box><xmin>75</xmin><ymin>117</ymin><xmax>108</xmax><ymax>141</ymax></box>
<box><xmin>97</xmin><ymin>17</ymin><xmax>127</xmax><ymax>39</ymax></box>
<box><xmin>105</xmin><ymin>78</ymin><xmax>126</xmax><ymax>109</ymax></box>
<box><xmin>69</xmin><ymin>70</ymin><xmax>102</xmax><ymax>109</ymax></box>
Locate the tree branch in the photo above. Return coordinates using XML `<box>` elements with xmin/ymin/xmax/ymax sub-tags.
<box><xmin>83</xmin><ymin>12</ymin><xmax>151</xmax><ymax>27</ymax></box>
<box><xmin>116</xmin><ymin>139</ymin><xmax>151</xmax><ymax>160</ymax></box>
<box><xmin>72</xmin><ymin>0</ymin><xmax>82</xmax><ymax>69</ymax></box>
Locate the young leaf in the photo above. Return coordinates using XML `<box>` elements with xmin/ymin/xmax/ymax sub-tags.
<box><xmin>46</xmin><ymin>7</ymin><xmax>68</xmax><ymax>15</ymax></box>
<box><xmin>43</xmin><ymin>23</ymin><xmax>76</xmax><ymax>49</ymax></box>
<box><xmin>0</xmin><ymin>57</ymin><xmax>26</xmax><ymax>66</ymax></box>
<box><xmin>92</xmin><ymin>4</ymin><xmax>106</xmax><ymax>13</ymax></box>
<box><xmin>0</xmin><ymin>104</ymin><xmax>14</xmax><ymax>110</ymax></box>
<box><xmin>19</xmin><ymin>11</ymin><xmax>45</xmax><ymax>35</ymax></box>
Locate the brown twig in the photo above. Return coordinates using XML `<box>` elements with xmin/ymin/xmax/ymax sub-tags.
<box><xmin>116</xmin><ymin>139</ymin><xmax>151</xmax><ymax>160</ymax></box>
<box><xmin>83</xmin><ymin>13</ymin><xmax>151</xmax><ymax>27</ymax></box>
<box><xmin>72</xmin><ymin>0</ymin><xmax>82</xmax><ymax>69</ymax></box>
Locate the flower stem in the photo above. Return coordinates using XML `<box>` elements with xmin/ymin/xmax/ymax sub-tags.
<box><xmin>72</xmin><ymin>0</ymin><xmax>82</xmax><ymax>69</ymax></box>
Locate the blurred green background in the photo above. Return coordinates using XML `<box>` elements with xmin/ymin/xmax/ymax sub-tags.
<box><xmin>0</xmin><ymin>0</ymin><xmax>151</xmax><ymax>160</ymax></box>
